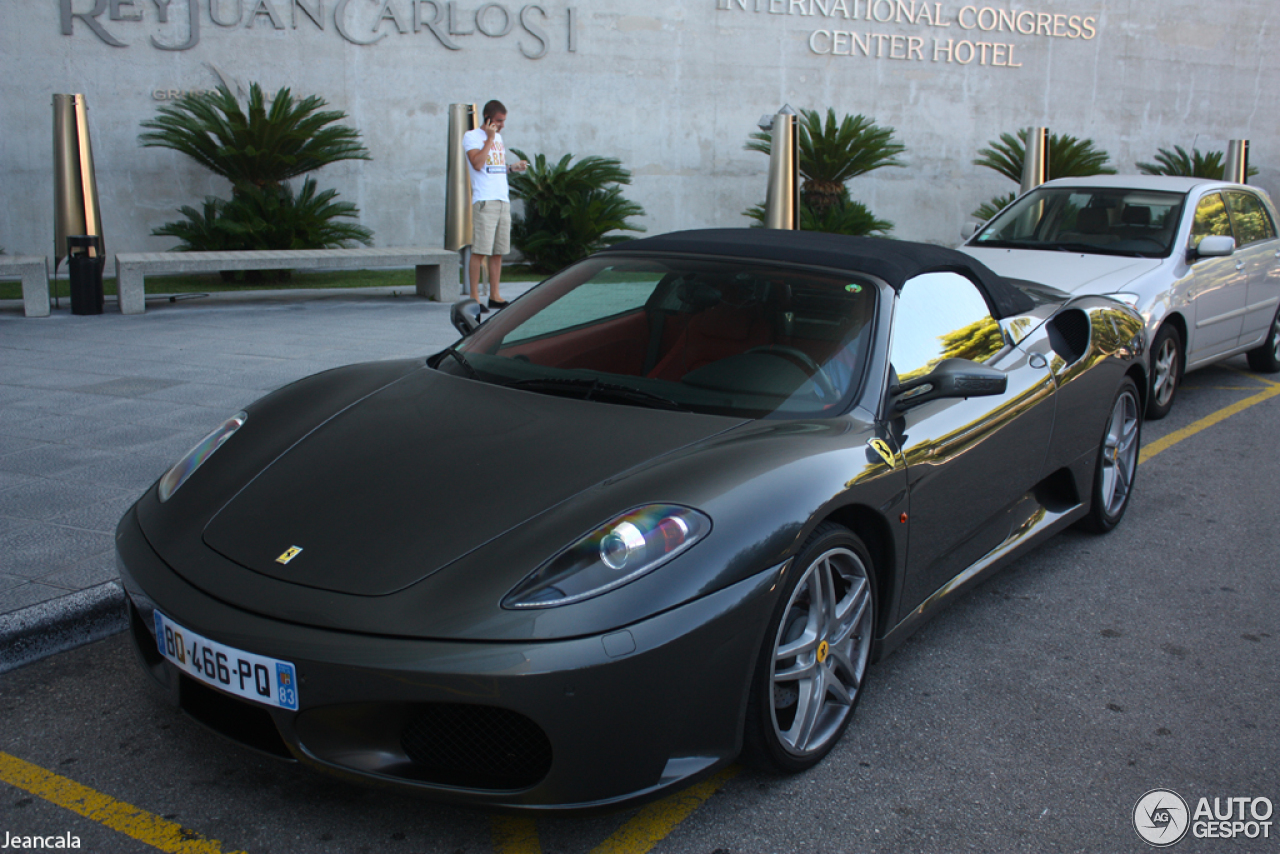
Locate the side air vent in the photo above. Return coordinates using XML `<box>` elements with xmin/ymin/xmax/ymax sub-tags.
<box><xmin>1047</xmin><ymin>309</ymin><xmax>1090</xmax><ymax>365</ymax></box>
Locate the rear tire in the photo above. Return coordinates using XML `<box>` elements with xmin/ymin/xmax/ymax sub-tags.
<box><xmin>1080</xmin><ymin>377</ymin><xmax>1141</xmax><ymax>533</ymax></box>
<box><xmin>743</xmin><ymin>524</ymin><xmax>876</xmax><ymax>773</ymax></box>
<box><xmin>1246</xmin><ymin>307</ymin><xmax>1280</xmax><ymax>373</ymax></box>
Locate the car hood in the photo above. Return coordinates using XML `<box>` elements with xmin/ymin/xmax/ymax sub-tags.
<box><xmin>961</xmin><ymin>246</ymin><xmax>1164</xmax><ymax>295</ymax></box>
<box><xmin>200</xmin><ymin>368</ymin><xmax>744</xmax><ymax>596</ymax></box>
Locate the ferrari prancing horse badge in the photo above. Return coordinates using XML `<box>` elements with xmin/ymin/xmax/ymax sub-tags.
<box><xmin>867</xmin><ymin>438</ymin><xmax>896</xmax><ymax>468</ymax></box>
<box><xmin>276</xmin><ymin>546</ymin><xmax>303</xmax><ymax>565</ymax></box>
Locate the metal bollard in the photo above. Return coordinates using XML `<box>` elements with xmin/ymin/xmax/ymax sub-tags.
<box><xmin>1223</xmin><ymin>140</ymin><xmax>1250</xmax><ymax>184</ymax></box>
<box><xmin>760</xmin><ymin>106</ymin><xmax>799</xmax><ymax>231</ymax></box>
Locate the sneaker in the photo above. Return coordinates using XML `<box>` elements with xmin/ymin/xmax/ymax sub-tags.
<box><xmin>488</xmin><ymin>298</ymin><xmax>509</xmax><ymax>310</ymax></box>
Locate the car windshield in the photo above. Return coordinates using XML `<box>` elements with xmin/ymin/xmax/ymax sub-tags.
<box><xmin>972</xmin><ymin>186</ymin><xmax>1187</xmax><ymax>258</ymax></box>
<box><xmin>436</xmin><ymin>255</ymin><xmax>877</xmax><ymax>418</ymax></box>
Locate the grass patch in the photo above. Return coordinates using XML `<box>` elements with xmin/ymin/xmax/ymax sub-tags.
<box><xmin>0</xmin><ymin>266</ymin><xmax>547</xmax><ymax>301</ymax></box>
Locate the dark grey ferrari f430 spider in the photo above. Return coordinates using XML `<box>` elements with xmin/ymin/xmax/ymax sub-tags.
<box><xmin>118</xmin><ymin>229</ymin><xmax>1146</xmax><ymax>808</ymax></box>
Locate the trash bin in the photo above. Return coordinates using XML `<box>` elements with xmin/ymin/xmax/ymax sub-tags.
<box><xmin>68</xmin><ymin>235</ymin><xmax>105</xmax><ymax>315</ymax></box>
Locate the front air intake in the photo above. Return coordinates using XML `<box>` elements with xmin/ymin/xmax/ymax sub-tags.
<box><xmin>400</xmin><ymin>704</ymin><xmax>552</xmax><ymax>790</ymax></box>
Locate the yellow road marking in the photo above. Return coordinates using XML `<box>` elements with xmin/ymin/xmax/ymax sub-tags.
<box><xmin>587</xmin><ymin>767</ymin><xmax>740</xmax><ymax>854</ymax></box>
<box><xmin>0</xmin><ymin>752</ymin><xmax>245</xmax><ymax>854</ymax></box>
<box><xmin>492</xmin><ymin>814</ymin><xmax>542</xmax><ymax>854</ymax></box>
<box><xmin>488</xmin><ymin>767</ymin><xmax>739</xmax><ymax>854</ymax></box>
<box><xmin>1141</xmin><ymin>376</ymin><xmax>1280</xmax><ymax>464</ymax></box>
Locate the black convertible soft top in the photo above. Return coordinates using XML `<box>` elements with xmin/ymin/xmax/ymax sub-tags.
<box><xmin>599</xmin><ymin>229</ymin><xmax>1035</xmax><ymax>319</ymax></box>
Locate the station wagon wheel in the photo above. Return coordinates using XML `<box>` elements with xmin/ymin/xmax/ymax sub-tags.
<box><xmin>1080</xmin><ymin>377</ymin><xmax>1141</xmax><ymax>533</ymax></box>
<box><xmin>1146</xmin><ymin>325</ymin><xmax>1182</xmax><ymax>420</ymax></box>
<box><xmin>1246</xmin><ymin>306</ymin><xmax>1280</xmax><ymax>373</ymax></box>
<box><xmin>744</xmin><ymin>524</ymin><xmax>876</xmax><ymax>772</ymax></box>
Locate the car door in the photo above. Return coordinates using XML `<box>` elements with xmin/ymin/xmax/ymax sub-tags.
<box><xmin>886</xmin><ymin>272</ymin><xmax>1056</xmax><ymax>614</ymax></box>
<box><xmin>1184</xmin><ymin>191</ymin><xmax>1247</xmax><ymax>362</ymax></box>
<box><xmin>1224</xmin><ymin>189</ymin><xmax>1280</xmax><ymax>347</ymax></box>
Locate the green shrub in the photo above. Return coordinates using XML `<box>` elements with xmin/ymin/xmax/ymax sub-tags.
<box><xmin>744</xmin><ymin>188</ymin><xmax>893</xmax><ymax>236</ymax></box>
<box><xmin>970</xmin><ymin>192</ymin><xmax>1019</xmax><ymax>224</ymax></box>
<box><xmin>509</xmin><ymin>151</ymin><xmax>646</xmax><ymax>273</ymax></box>
<box><xmin>140</xmin><ymin>83</ymin><xmax>370</xmax><ymax>195</ymax></box>
<box><xmin>974</xmin><ymin>129</ymin><xmax>1115</xmax><ymax>184</ymax></box>
<box><xmin>971</xmin><ymin>129</ymin><xmax>1115</xmax><ymax>220</ymax></box>
<box><xmin>141</xmin><ymin>83</ymin><xmax>375</xmax><ymax>267</ymax></box>
<box><xmin>1137</xmin><ymin>145</ymin><xmax>1258</xmax><ymax>179</ymax></box>
<box><xmin>150</xmin><ymin>197</ymin><xmax>239</xmax><ymax>252</ymax></box>
<box><xmin>218</xmin><ymin>180</ymin><xmax>373</xmax><ymax>250</ymax></box>
<box><xmin>152</xmin><ymin>179</ymin><xmax>373</xmax><ymax>281</ymax></box>
<box><xmin>745</xmin><ymin>108</ymin><xmax>905</xmax><ymax>216</ymax></box>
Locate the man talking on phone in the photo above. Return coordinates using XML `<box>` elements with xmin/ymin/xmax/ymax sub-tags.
<box><xmin>463</xmin><ymin>99</ymin><xmax>528</xmax><ymax>310</ymax></box>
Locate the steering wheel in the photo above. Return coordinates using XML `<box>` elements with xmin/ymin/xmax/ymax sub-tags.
<box><xmin>746</xmin><ymin>345</ymin><xmax>839</xmax><ymax>400</ymax></box>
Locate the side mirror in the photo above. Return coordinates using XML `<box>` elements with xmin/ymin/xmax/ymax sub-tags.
<box><xmin>1187</xmin><ymin>234</ymin><xmax>1236</xmax><ymax>263</ymax></box>
<box><xmin>961</xmin><ymin>221</ymin><xmax>982</xmax><ymax>241</ymax></box>
<box><xmin>451</xmin><ymin>299</ymin><xmax>485</xmax><ymax>336</ymax></box>
<box><xmin>891</xmin><ymin>358</ymin><xmax>1008</xmax><ymax>411</ymax></box>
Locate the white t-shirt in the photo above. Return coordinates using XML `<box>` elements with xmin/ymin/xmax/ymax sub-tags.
<box><xmin>463</xmin><ymin>128</ymin><xmax>510</xmax><ymax>203</ymax></box>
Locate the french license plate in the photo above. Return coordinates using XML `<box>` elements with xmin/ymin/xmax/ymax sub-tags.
<box><xmin>153</xmin><ymin>611</ymin><xmax>299</xmax><ymax>711</ymax></box>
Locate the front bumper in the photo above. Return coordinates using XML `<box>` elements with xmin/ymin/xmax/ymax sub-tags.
<box><xmin>116</xmin><ymin>505</ymin><xmax>778</xmax><ymax>809</ymax></box>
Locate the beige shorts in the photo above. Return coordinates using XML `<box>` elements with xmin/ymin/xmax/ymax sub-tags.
<box><xmin>472</xmin><ymin>200</ymin><xmax>511</xmax><ymax>256</ymax></box>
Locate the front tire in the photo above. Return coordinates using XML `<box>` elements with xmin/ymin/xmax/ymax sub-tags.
<box><xmin>1246</xmin><ymin>306</ymin><xmax>1280</xmax><ymax>373</ymax></box>
<box><xmin>1080</xmin><ymin>377</ymin><xmax>1141</xmax><ymax>533</ymax></box>
<box><xmin>743</xmin><ymin>524</ymin><xmax>876</xmax><ymax>773</ymax></box>
<box><xmin>1146</xmin><ymin>325</ymin><xmax>1182</xmax><ymax>420</ymax></box>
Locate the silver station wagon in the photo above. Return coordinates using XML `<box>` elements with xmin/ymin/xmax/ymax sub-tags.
<box><xmin>961</xmin><ymin>175</ymin><xmax>1280</xmax><ymax>418</ymax></box>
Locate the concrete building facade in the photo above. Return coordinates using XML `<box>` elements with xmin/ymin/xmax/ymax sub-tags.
<box><xmin>1</xmin><ymin>1</ymin><xmax>1276</xmax><ymax>263</ymax></box>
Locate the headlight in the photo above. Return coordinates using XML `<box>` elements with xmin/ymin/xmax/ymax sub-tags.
<box><xmin>157</xmin><ymin>412</ymin><xmax>247</xmax><ymax>502</ymax></box>
<box><xmin>502</xmin><ymin>504</ymin><xmax>711</xmax><ymax>609</ymax></box>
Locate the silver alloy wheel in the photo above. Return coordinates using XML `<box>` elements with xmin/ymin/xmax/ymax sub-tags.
<box><xmin>769</xmin><ymin>546</ymin><xmax>873</xmax><ymax>757</ymax></box>
<box><xmin>1099</xmin><ymin>387</ymin><xmax>1140</xmax><ymax>517</ymax></box>
<box><xmin>1269</xmin><ymin>312</ymin><xmax>1280</xmax><ymax>362</ymax></box>
<box><xmin>1151</xmin><ymin>335</ymin><xmax>1179</xmax><ymax>408</ymax></box>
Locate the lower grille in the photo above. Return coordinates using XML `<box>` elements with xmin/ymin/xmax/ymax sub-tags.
<box><xmin>400</xmin><ymin>704</ymin><xmax>552</xmax><ymax>790</ymax></box>
<box><xmin>179</xmin><ymin>674</ymin><xmax>293</xmax><ymax>760</ymax></box>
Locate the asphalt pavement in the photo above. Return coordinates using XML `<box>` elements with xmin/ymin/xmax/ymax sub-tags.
<box><xmin>0</xmin><ymin>283</ymin><xmax>531</xmax><ymax>673</ymax></box>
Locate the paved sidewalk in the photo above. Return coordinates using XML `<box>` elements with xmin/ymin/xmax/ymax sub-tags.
<box><xmin>0</xmin><ymin>284</ymin><xmax>531</xmax><ymax>673</ymax></box>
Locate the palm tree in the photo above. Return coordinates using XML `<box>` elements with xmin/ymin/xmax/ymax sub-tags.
<box><xmin>139</xmin><ymin>83</ymin><xmax>370</xmax><ymax>196</ymax></box>
<box><xmin>746</xmin><ymin>109</ymin><xmax>905</xmax><ymax>216</ymax></box>
<box><xmin>152</xmin><ymin>179</ymin><xmax>373</xmax><ymax>279</ymax></box>
<box><xmin>1137</xmin><ymin>145</ymin><xmax>1258</xmax><ymax>179</ymax></box>
<box><xmin>744</xmin><ymin>187</ymin><xmax>893</xmax><ymax>236</ymax></box>
<box><xmin>140</xmin><ymin>83</ymin><xmax>375</xmax><ymax>259</ymax></box>
<box><xmin>974</xmin><ymin>129</ymin><xmax>1115</xmax><ymax>183</ymax></box>
<box><xmin>971</xmin><ymin>129</ymin><xmax>1115</xmax><ymax>219</ymax></box>
<box><xmin>970</xmin><ymin>192</ymin><xmax>1018</xmax><ymax>224</ymax></box>
<box><xmin>509</xmin><ymin>151</ymin><xmax>646</xmax><ymax>273</ymax></box>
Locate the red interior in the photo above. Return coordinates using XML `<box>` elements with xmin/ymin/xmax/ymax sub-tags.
<box><xmin>497</xmin><ymin>304</ymin><xmax>843</xmax><ymax>385</ymax></box>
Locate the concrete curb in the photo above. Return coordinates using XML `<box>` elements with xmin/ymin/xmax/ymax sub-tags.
<box><xmin>0</xmin><ymin>583</ymin><xmax>128</xmax><ymax>675</ymax></box>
